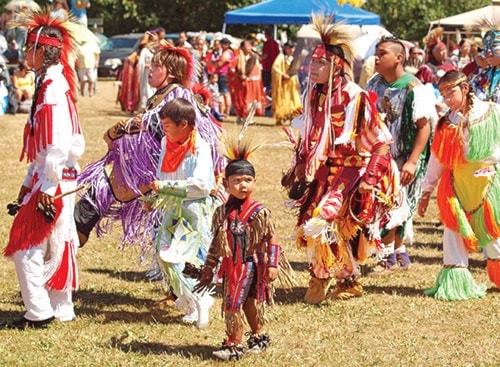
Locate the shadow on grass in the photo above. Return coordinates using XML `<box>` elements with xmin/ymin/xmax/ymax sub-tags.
<box><xmin>288</xmin><ymin>261</ymin><xmax>309</xmax><ymax>272</ymax></box>
<box><xmin>274</xmin><ymin>286</ymin><xmax>307</xmax><ymax>304</ymax></box>
<box><xmin>363</xmin><ymin>284</ymin><xmax>426</xmax><ymax>297</ymax></box>
<box><xmin>410</xmin><ymin>255</ymin><xmax>486</xmax><ymax>270</ymax></box>
<box><xmin>84</xmin><ymin>268</ymin><xmax>152</xmax><ymax>283</ymax></box>
<box><xmin>109</xmin><ymin>337</ymin><xmax>218</xmax><ymax>359</ymax></box>
<box><xmin>74</xmin><ymin>289</ymin><xmax>183</xmax><ymax>324</ymax></box>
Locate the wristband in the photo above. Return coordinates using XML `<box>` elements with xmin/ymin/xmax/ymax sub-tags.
<box><xmin>362</xmin><ymin>153</ymin><xmax>390</xmax><ymax>186</ymax></box>
<box><xmin>267</xmin><ymin>244</ymin><xmax>280</xmax><ymax>268</ymax></box>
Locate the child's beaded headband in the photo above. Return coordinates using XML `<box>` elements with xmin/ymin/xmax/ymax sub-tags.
<box><xmin>439</xmin><ymin>76</ymin><xmax>468</xmax><ymax>93</ymax></box>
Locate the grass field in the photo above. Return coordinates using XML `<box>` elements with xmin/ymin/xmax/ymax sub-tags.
<box><xmin>0</xmin><ymin>80</ymin><xmax>498</xmax><ymax>367</ymax></box>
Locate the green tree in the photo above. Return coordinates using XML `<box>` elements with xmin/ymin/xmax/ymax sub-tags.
<box><xmin>363</xmin><ymin>0</ymin><xmax>491</xmax><ymax>42</ymax></box>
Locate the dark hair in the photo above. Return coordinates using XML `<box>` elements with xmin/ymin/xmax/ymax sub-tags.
<box><xmin>438</xmin><ymin>70</ymin><xmax>474</xmax><ymax>116</ymax></box>
<box><xmin>29</xmin><ymin>26</ymin><xmax>63</xmax><ymax>125</ymax></box>
<box><xmin>376</xmin><ymin>36</ymin><xmax>406</xmax><ymax>63</ymax></box>
<box><xmin>159</xmin><ymin>98</ymin><xmax>196</xmax><ymax>127</ymax></box>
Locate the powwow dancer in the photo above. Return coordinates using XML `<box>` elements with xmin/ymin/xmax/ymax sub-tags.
<box><xmin>75</xmin><ymin>43</ymin><xmax>224</xmax><ymax>252</ymax></box>
<box><xmin>470</xmin><ymin>30</ymin><xmax>500</xmax><ymax>104</ymax></box>
<box><xmin>3</xmin><ymin>11</ymin><xmax>85</xmax><ymax>329</ymax></box>
<box><xmin>195</xmin><ymin>134</ymin><xmax>283</xmax><ymax>361</ymax></box>
<box><xmin>418</xmin><ymin>70</ymin><xmax>500</xmax><ymax>300</ymax></box>
<box><xmin>365</xmin><ymin>37</ymin><xmax>436</xmax><ymax>273</ymax></box>
<box><xmin>144</xmin><ymin>98</ymin><xmax>216</xmax><ymax>328</ymax></box>
<box><xmin>282</xmin><ymin>14</ymin><xmax>395</xmax><ymax>304</ymax></box>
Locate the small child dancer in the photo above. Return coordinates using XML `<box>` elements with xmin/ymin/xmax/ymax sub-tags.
<box><xmin>147</xmin><ymin>97</ymin><xmax>216</xmax><ymax>327</ymax></box>
<box><xmin>196</xmin><ymin>138</ymin><xmax>280</xmax><ymax>361</ymax></box>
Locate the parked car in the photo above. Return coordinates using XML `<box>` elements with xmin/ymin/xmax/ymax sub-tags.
<box><xmin>98</xmin><ymin>33</ymin><xmax>143</xmax><ymax>78</ymax></box>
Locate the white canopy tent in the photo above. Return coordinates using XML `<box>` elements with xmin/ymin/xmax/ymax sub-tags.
<box><xmin>429</xmin><ymin>1</ymin><xmax>500</xmax><ymax>34</ymax></box>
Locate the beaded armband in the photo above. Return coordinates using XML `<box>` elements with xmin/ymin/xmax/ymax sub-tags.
<box><xmin>267</xmin><ymin>244</ymin><xmax>280</xmax><ymax>268</ymax></box>
<box><xmin>362</xmin><ymin>153</ymin><xmax>390</xmax><ymax>186</ymax></box>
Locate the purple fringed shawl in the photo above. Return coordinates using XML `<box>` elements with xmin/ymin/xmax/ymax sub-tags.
<box><xmin>77</xmin><ymin>85</ymin><xmax>224</xmax><ymax>249</ymax></box>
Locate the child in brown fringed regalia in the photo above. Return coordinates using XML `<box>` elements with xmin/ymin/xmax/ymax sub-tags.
<box><xmin>196</xmin><ymin>138</ymin><xmax>282</xmax><ymax>361</ymax></box>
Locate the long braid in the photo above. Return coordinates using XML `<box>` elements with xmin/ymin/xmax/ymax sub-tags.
<box><xmin>27</xmin><ymin>26</ymin><xmax>63</xmax><ymax>127</ymax></box>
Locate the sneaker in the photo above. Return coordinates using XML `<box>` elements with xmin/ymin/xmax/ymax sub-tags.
<box><xmin>246</xmin><ymin>332</ymin><xmax>270</xmax><ymax>354</ymax></box>
<box><xmin>182</xmin><ymin>302</ymin><xmax>198</xmax><ymax>325</ymax></box>
<box><xmin>212</xmin><ymin>343</ymin><xmax>244</xmax><ymax>361</ymax></box>
<box><xmin>1</xmin><ymin>316</ymin><xmax>55</xmax><ymax>330</ymax></box>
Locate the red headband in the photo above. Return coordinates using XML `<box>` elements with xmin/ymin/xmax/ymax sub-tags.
<box><xmin>311</xmin><ymin>43</ymin><xmax>344</xmax><ymax>68</ymax></box>
<box><xmin>432</xmin><ymin>41</ymin><xmax>446</xmax><ymax>52</ymax></box>
<box><xmin>27</xmin><ymin>32</ymin><xmax>62</xmax><ymax>48</ymax></box>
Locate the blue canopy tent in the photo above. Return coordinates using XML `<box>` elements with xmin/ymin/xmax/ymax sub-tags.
<box><xmin>222</xmin><ymin>0</ymin><xmax>380</xmax><ymax>33</ymax></box>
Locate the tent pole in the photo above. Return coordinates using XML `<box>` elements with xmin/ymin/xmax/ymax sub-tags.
<box><xmin>222</xmin><ymin>23</ymin><xmax>227</xmax><ymax>34</ymax></box>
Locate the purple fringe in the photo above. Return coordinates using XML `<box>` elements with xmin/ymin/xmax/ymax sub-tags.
<box><xmin>77</xmin><ymin>85</ymin><xmax>225</xmax><ymax>249</ymax></box>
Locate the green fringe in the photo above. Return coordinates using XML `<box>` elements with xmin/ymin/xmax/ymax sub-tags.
<box><xmin>467</xmin><ymin>105</ymin><xmax>500</xmax><ymax>162</ymax></box>
<box><xmin>450</xmin><ymin>196</ymin><xmax>476</xmax><ymax>241</ymax></box>
<box><xmin>469</xmin><ymin>166</ymin><xmax>500</xmax><ymax>248</ymax></box>
<box><xmin>424</xmin><ymin>267</ymin><xmax>487</xmax><ymax>301</ymax></box>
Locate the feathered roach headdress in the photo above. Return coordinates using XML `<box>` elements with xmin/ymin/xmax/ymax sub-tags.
<box><xmin>311</xmin><ymin>13</ymin><xmax>358</xmax><ymax>76</ymax></box>
<box><xmin>423</xmin><ymin>26</ymin><xmax>446</xmax><ymax>61</ymax></box>
<box><xmin>152</xmin><ymin>43</ymin><xmax>194</xmax><ymax>87</ymax></box>
<box><xmin>296</xmin><ymin>14</ymin><xmax>358</xmax><ymax>170</ymax></box>
<box><xmin>22</xmin><ymin>10</ymin><xmax>79</xmax><ymax>102</ymax></box>
<box><xmin>220</xmin><ymin>102</ymin><xmax>261</xmax><ymax>178</ymax></box>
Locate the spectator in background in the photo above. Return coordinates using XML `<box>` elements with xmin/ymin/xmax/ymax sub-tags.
<box><xmin>138</xmin><ymin>31</ymin><xmax>158</xmax><ymax>111</ymax></box>
<box><xmin>50</xmin><ymin>0</ymin><xmax>69</xmax><ymax>22</ymax></box>
<box><xmin>207</xmin><ymin>72</ymin><xmax>223</xmax><ymax>121</ymax></box>
<box><xmin>207</xmin><ymin>37</ymin><xmax>234</xmax><ymax>118</ymax></box>
<box><xmin>452</xmin><ymin>39</ymin><xmax>473</xmax><ymax>71</ymax></box>
<box><xmin>177</xmin><ymin>32</ymin><xmax>192</xmax><ymax>50</ymax></box>
<box><xmin>76</xmin><ymin>37</ymin><xmax>100</xmax><ymax>97</ymax></box>
<box><xmin>0</xmin><ymin>9</ymin><xmax>14</xmax><ymax>38</ymax></box>
<box><xmin>69</xmin><ymin>0</ymin><xmax>91</xmax><ymax>27</ymax></box>
<box><xmin>271</xmin><ymin>41</ymin><xmax>301</xmax><ymax>125</ymax></box>
<box><xmin>260</xmin><ymin>26</ymin><xmax>280</xmax><ymax>91</ymax></box>
<box><xmin>416</xmin><ymin>27</ymin><xmax>456</xmax><ymax>85</ymax></box>
<box><xmin>12</xmin><ymin>59</ymin><xmax>34</xmax><ymax>105</ymax></box>
<box><xmin>230</xmin><ymin>38</ymin><xmax>266</xmax><ymax>122</ymax></box>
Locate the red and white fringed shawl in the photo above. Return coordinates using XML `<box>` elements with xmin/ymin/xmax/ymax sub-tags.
<box><xmin>4</xmin><ymin>185</ymin><xmax>63</xmax><ymax>257</ymax></box>
<box><xmin>20</xmin><ymin>81</ymin><xmax>80</xmax><ymax>163</ymax></box>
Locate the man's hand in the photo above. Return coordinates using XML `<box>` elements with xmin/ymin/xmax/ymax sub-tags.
<box><xmin>358</xmin><ymin>180</ymin><xmax>374</xmax><ymax>193</ymax></box>
<box><xmin>418</xmin><ymin>192</ymin><xmax>431</xmax><ymax>217</ymax></box>
<box><xmin>267</xmin><ymin>267</ymin><xmax>278</xmax><ymax>282</ymax></box>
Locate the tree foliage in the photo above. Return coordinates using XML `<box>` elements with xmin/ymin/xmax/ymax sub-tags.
<box><xmin>363</xmin><ymin>0</ymin><xmax>492</xmax><ymax>42</ymax></box>
<box><xmin>0</xmin><ymin>0</ymin><xmax>492</xmax><ymax>40</ymax></box>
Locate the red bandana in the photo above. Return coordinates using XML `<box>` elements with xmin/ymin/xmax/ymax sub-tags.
<box><xmin>160</xmin><ymin>129</ymin><xmax>196</xmax><ymax>173</ymax></box>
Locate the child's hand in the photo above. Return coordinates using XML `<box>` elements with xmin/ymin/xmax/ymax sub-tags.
<box><xmin>143</xmin><ymin>200</ymin><xmax>153</xmax><ymax>213</ymax></box>
<box><xmin>418</xmin><ymin>192</ymin><xmax>431</xmax><ymax>217</ymax></box>
<box><xmin>266</xmin><ymin>267</ymin><xmax>278</xmax><ymax>283</ymax></box>
<box><xmin>149</xmin><ymin>180</ymin><xmax>159</xmax><ymax>192</ymax></box>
